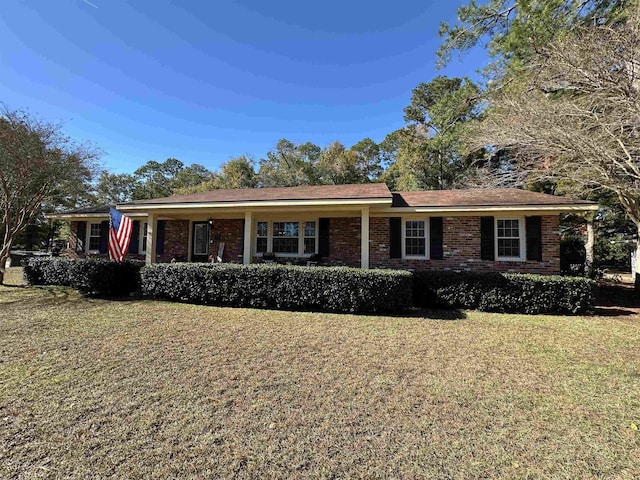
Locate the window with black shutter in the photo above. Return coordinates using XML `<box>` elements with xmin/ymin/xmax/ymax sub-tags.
<box><xmin>429</xmin><ymin>217</ymin><xmax>443</xmax><ymax>259</ymax></box>
<box><xmin>526</xmin><ymin>216</ymin><xmax>542</xmax><ymax>261</ymax></box>
<box><xmin>389</xmin><ymin>217</ymin><xmax>402</xmax><ymax>259</ymax></box>
<box><xmin>318</xmin><ymin>218</ymin><xmax>330</xmax><ymax>257</ymax></box>
<box><xmin>480</xmin><ymin>216</ymin><xmax>495</xmax><ymax>261</ymax></box>
<box><xmin>129</xmin><ymin>220</ymin><xmax>140</xmax><ymax>254</ymax></box>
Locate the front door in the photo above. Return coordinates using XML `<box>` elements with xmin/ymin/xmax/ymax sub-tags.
<box><xmin>192</xmin><ymin>222</ymin><xmax>209</xmax><ymax>262</ymax></box>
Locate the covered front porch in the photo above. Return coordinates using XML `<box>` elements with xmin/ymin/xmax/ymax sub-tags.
<box><xmin>138</xmin><ymin>206</ymin><xmax>373</xmax><ymax>268</ymax></box>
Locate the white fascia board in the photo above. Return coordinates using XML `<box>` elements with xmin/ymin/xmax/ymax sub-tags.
<box><xmin>45</xmin><ymin>212</ymin><xmax>148</xmax><ymax>219</ymax></box>
<box><xmin>372</xmin><ymin>204</ymin><xmax>599</xmax><ymax>215</ymax></box>
<box><xmin>117</xmin><ymin>197</ymin><xmax>393</xmax><ymax>211</ymax></box>
<box><xmin>45</xmin><ymin>213</ymin><xmax>109</xmax><ymax>219</ymax></box>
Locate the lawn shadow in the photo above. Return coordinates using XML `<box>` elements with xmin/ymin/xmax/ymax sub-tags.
<box><xmin>102</xmin><ymin>295</ymin><xmax>468</xmax><ymax>320</ymax></box>
<box><xmin>591</xmin><ymin>306</ymin><xmax>639</xmax><ymax>317</ymax></box>
<box><xmin>593</xmin><ymin>284</ymin><xmax>640</xmax><ymax>317</ymax></box>
<box><xmin>389</xmin><ymin>307</ymin><xmax>467</xmax><ymax>320</ymax></box>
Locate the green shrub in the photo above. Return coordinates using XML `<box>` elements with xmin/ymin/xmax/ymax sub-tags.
<box><xmin>23</xmin><ymin>257</ymin><xmax>143</xmax><ymax>297</ymax></box>
<box><xmin>141</xmin><ymin>263</ymin><xmax>413</xmax><ymax>314</ymax></box>
<box><xmin>23</xmin><ymin>257</ymin><xmax>74</xmax><ymax>286</ymax></box>
<box><xmin>413</xmin><ymin>270</ymin><xmax>595</xmax><ymax>314</ymax></box>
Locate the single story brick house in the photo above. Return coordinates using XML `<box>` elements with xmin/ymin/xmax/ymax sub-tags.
<box><xmin>49</xmin><ymin>184</ymin><xmax>597</xmax><ymax>274</ymax></box>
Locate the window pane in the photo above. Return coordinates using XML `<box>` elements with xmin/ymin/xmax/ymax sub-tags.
<box><xmin>304</xmin><ymin>237</ymin><xmax>315</xmax><ymax>254</ymax></box>
<box><xmin>141</xmin><ymin>223</ymin><xmax>148</xmax><ymax>252</ymax></box>
<box><xmin>89</xmin><ymin>237</ymin><xmax>100</xmax><ymax>251</ymax></box>
<box><xmin>405</xmin><ymin>238</ymin><xmax>426</xmax><ymax>256</ymax></box>
<box><xmin>498</xmin><ymin>219</ymin><xmax>519</xmax><ymax>238</ymax></box>
<box><xmin>194</xmin><ymin>224</ymin><xmax>208</xmax><ymax>255</ymax></box>
<box><xmin>497</xmin><ymin>219</ymin><xmax>521</xmax><ymax>258</ymax></box>
<box><xmin>405</xmin><ymin>220</ymin><xmax>426</xmax><ymax>256</ymax></box>
<box><xmin>89</xmin><ymin>223</ymin><xmax>101</xmax><ymax>251</ymax></box>
<box><xmin>273</xmin><ymin>237</ymin><xmax>298</xmax><ymax>253</ymax></box>
<box><xmin>498</xmin><ymin>239</ymin><xmax>520</xmax><ymax>257</ymax></box>
<box><xmin>257</xmin><ymin>221</ymin><xmax>268</xmax><ymax>237</ymax></box>
<box><xmin>256</xmin><ymin>237</ymin><xmax>268</xmax><ymax>253</ymax></box>
<box><xmin>273</xmin><ymin>222</ymin><xmax>298</xmax><ymax>237</ymax></box>
<box><xmin>304</xmin><ymin>221</ymin><xmax>316</xmax><ymax>237</ymax></box>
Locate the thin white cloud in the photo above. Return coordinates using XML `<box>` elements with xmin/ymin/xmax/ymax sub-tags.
<box><xmin>82</xmin><ymin>0</ymin><xmax>98</xmax><ymax>8</ymax></box>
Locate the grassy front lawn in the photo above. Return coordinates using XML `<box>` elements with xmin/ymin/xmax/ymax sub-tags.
<box><xmin>1</xmin><ymin>268</ymin><xmax>639</xmax><ymax>478</ymax></box>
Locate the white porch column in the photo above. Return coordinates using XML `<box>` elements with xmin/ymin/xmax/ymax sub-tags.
<box><xmin>243</xmin><ymin>211</ymin><xmax>253</xmax><ymax>265</ymax></box>
<box><xmin>146</xmin><ymin>212</ymin><xmax>157</xmax><ymax>264</ymax></box>
<box><xmin>361</xmin><ymin>207</ymin><xmax>370</xmax><ymax>269</ymax></box>
<box><xmin>585</xmin><ymin>214</ymin><xmax>595</xmax><ymax>277</ymax></box>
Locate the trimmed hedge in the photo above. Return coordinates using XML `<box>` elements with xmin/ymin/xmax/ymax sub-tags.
<box><xmin>140</xmin><ymin>263</ymin><xmax>413</xmax><ymax>314</ymax></box>
<box><xmin>23</xmin><ymin>257</ymin><xmax>143</xmax><ymax>297</ymax></box>
<box><xmin>22</xmin><ymin>259</ymin><xmax>595</xmax><ymax>314</ymax></box>
<box><xmin>412</xmin><ymin>270</ymin><xmax>595</xmax><ymax>314</ymax></box>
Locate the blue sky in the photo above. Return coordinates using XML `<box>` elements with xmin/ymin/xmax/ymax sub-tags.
<box><xmin>0</xmin><ymin>0</ymin><xmax>487</xmax><ymax>174</ymax></box>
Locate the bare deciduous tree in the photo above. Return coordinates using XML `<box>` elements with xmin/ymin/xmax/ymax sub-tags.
<box><xmin>468</xmin><ymin>5</ymin><xmax>640</xmax><ymax>282</ymax></box>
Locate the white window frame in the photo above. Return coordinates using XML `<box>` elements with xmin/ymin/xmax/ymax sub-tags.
<box><xmin>256</xmin><ymin>221</ymin><xmax>269</xmax><ymax>255</ymax></box>
<box><xmin>495</xmin><ymin>217</ymin><xmax>525</xmax><ymax>262</ymax></box>
<box><xmin>193</xmin><ymin>222</ymin><xmax>209</xmax><ymax>256</ymax></box>
<box><xmin>254</xmin><ymin>219</ymin><xmax>318</xmax><ymax>257</ymax></box>
<box><xmin>87</xmin><ymin>222</ymin><xmax>101</xmax><ymax>253</ymax></box>
<box><xmin>401</xmin><ymin>217</ymin><xmax>430</xmax><ymax>259</ymax></box>
<box><xmin>140</xmin><ymin>222</ymin><xmax>148</xmax><ymax>254</ymax></box>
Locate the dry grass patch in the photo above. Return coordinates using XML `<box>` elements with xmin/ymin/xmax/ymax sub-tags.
<box><xmin>1</xmin><ymin>273</ymin><xmax>639</xmax><ymax>478</ymax></box>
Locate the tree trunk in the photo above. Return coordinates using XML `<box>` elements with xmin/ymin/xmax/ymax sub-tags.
<box><xmin>0</xmin><ymin>255</ymin><xmax>7</xmax><ymax>285</ymax></box>
<box><xmin>585</xmin><ymin>217</ymin><xmax>595</xmax><ymax>278</ymax></box>
<box><xmin>0</xmin><ymin>239</ymin><xmax>12</xmax><ymax>286</ymax></box>
<box><xmin>635</xmin><ymin>223</ymin><xmax>640</xmax><ymax>292</ymax></box>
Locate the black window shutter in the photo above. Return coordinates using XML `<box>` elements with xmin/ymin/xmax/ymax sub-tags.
<box><xmin>389</xmin><ymin>217</ymin><xmax>402</xmax><ymax>259</ymax></box>
<box><xmin>99</xmin><ymin>221</ymin><xmax>109</xmax><ymax>254</ymax></box>
<box><xmin>76</xmin><ymin>221</ymin><xmax>86</xmax><ymax>252</ymax></box>
<box><xmin>480</xmin><ymin>216</ymin><xmax>495</xmax><ymax>261</ymax></box>
<box><xmin>430</xmin><ymin>217</ymin><xmax>444</xmax><ymax>260</ymax></box>
<box><xmin>156</xmin><ymin>220</ymin><xmax>166</xmax><ymax>255</ymax></box>
<box><xmin>318</xmin><ymin>218</ymin><xmax>330</xmax><ymax>256</ymax></box>
<box><xmin>129</xmin><ymin>220</ymin><xmax>140</xmax><ymax>254</ymax></box>
<box><xmin>526</xmin><ymin>216</ymin><xmax>542</xmax><ymax>261</ymax></box>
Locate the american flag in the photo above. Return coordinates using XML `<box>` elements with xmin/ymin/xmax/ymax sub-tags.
<box><xmin>109</xmin><ymin>207</ymin><xmax>133</xmax><ymax>261</ymax></box>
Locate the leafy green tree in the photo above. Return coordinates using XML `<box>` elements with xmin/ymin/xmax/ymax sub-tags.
<box><xmin>131</xmin><ymin>158</ymin><xmax>213</xmax><ymax>199</ymax></box>
<box><xmin>175</xmin><ymin>156</ymin><xmax>257</xmax><ymax>194</ymax></box>
<box><xmin>0</xmin><ymin>107</ymin><xmax>98</xmax><ymax>284</ymax></box>
<box><xmin>258</xmin><ymin>139</ymin><xmax>321</xmax><ymax>187</ymax></box>
<box><xmin>438</xmin><ymin>0</ymin><xmax>628</xmax><ymax>78</ymax></box>
<box><xmin>132</xmin><ymin>158</ymin><xmax>184</xmax><ymax>199</ymax></box>
<box><xmin>316</xmin><ymin>142</ymin><xmax>361</xmax><ymax>185</ymax></box>
<box><xmin>214</xmin><ymin>156</ymin><xmax>258</xmax><ymax>190</ymax></box>
<box><xmin>173</xmin><ymin>164</ymin><xmax>214</xmax><ymax>191</ymax></box>
<box><xmin>95</xmin><ymin>171</ymin><xmax>139</xmax><ymax>204</ymax></box>
<box><xmin>350</xmin><ymin>138</ymin><xmax>384</xmax><ymax>181</ymax></box>
<box><xmin>381</xmin><ymin>76</ymin><xmax>482</xmax><ymax>191</ymax></box>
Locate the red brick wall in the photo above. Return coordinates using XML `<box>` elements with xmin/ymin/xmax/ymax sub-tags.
<box><xmin>370</xmin><ymin>215</ymin><xmax>560</xmax><ymax>274</ymax></box>
<box><xmin>157</xmin><ymin>220</ymin><xmax>189</xmax><ymax>263</ymax></box>
<box><xmin>209</xmin><ymin>219</ymin><xmax>244</xmax><ymax>263</ymax></box>
<box><xmin>67</xmin><ymin>214</ymin><xmax>561</xmax><ymax>273</ymax></box>
<box><xmin>325</xmin><ymin>217</ymin><xmax>361</xmax><ymax>267</ymax></box>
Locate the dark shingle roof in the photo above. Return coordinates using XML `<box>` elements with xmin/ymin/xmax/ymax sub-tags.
<box><xmin>48</xmin><ymin>205</ymin><xmax>111</xmax><ymax>216</ymax></box>
<box><xmin>392</xmin><ymin>189</ymin><xmax>595</xmax><ymax>208</ymax></box>
<box><xmin>119</xmin><ymin>183</ymin><xmax>393</xmax><ymax>205</ymax></box>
